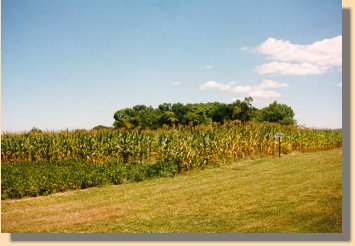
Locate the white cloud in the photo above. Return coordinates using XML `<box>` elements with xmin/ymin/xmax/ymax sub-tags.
<box><xmin>200</xmin><ymin>79</ymin><xmax>288</xmax><ymax>99</ymax></box>
<box><xmin>232</xmin><ymin>80</ymin><xmax>288</xmax><ymax>98</ymax></box>
<box><xmin>246</xmin><ymin>36</ymin><xmax>342</xmax><ymax>75</ymax></box>
<box><xmin>247</xmin><ymin>90</ymin><xmax>281</xmax><ymax>99</ymax></box>
<box><xmin>200</xmin><ymin>81</ymin><xmax>221</xmax><ymax>90</ymax></box>
<box><xmin>172</xmin><ymin>81</ymin><xmax>182</xmax><ymax>86</ymax></box>
<box><xmin>232</xmin><ymin>85</ymin><xmax>252</xmax><ymax>93</ymax></box>
<box><xmin>257</xmin><ymin>36</ymin><xmax>342</xmax><ymax>66</ymax></box>
<box><xmin>337</xmin><ymin>81</ymin><xmax>342</xmax><ymax>87</ymax></box>
<box><xmin>256</xmin><ymin>79</ymin><xmax>288</xmax><ymax>89</ymax></box>
<box><xmin>255</xmin><ymin>61</ymin><xmax>328</xmax><ymax>75</ymax></box>
<box><xmin>199</xmin><ymin>80</ymin><xmax>234</xmax><ymax>90</ymax></box>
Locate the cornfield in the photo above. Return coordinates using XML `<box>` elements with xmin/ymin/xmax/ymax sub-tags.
<box><xmin>1</xmin><ymin>121</ymin><xmax>342</xmax><ymax>199</ymax></box>
<box><xmin>1</xmin><ymin>121</ymin><xmax>342</xmax><ymax>171</ymax></box>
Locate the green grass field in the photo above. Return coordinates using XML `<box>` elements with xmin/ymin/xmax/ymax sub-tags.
<box><xmin>1</xmin><ymin>149</ymin><xmax>342</xmax><ymax>233</ymax></box>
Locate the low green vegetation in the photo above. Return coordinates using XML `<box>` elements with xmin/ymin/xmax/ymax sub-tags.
<box><xmin>1</xmin><ymin>149</ymin><xmax>342</xmax><ymax>233</ymax></box>
<box><xmin>1</xmin><ymin>161</ymin><xmax>178</xmax><ymax>199</ymax></box>
<box><xmin>1</xmin><ymin>121</ymin><xmax>341</xmax><ymax>200</ymax></box>
<box><xmin>1</xmin><ymin>120</ymin><xmax>342</xmax><ymax>200</ymax></box>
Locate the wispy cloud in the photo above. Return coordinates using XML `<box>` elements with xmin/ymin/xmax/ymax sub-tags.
<box><xmin>255</xmin><ymin>62</ymin><xmax>327</xmax><ymax>75</ymax></box>
<box><xmin>240</xmin><ymin>47</ymin><xmax>252</xmax><ymax>52</ymax></box>
<box><xmin>256</xmin><ymin>79</ymin><xmax>288</xmax><ymax>89</ymax></box>
<box><xmin>201</xmin><ymin>64</ymin><xmax>215</xmax><ymax>69</ymax></box>
<box><xmin>248</xmin><ymin>90</ymin><xmax>281</xmax><ymax>99</ymax></box>
<box><xmin>200</xmin><ymin>79</ymin><xmax>287</xmax><ymax>99</ymax></box>
<box><xmin>172</xmin><ymin>81</ymin><xmax>182</xmax><ymax>86</ymax></box>
<box><xmin>245</xmin><ymin>36</ymin><xmax>342</xmax><ymax>75</ymax></box>
<box><xmin>337</xmin><ymin>81</ymin><xmax>342</xmax><ymax>87</ymax></box>
<box><xmin>232</xmin><ymin>85</ymin><xmax>253</xmax><ymax>93</ymax></box>
<box><xmin>199</xmin><ymin>80</ymin><xmax>235</xmax><ymax>90</ymax></box>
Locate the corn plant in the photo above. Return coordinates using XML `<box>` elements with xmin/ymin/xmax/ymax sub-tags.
<box><xmin>1</xmin><ymin>122</ymin><xmax>342</xmax><ymax>166</ymax></box>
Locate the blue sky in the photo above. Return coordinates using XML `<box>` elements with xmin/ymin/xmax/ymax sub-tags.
<box><xmin>2</xmin><ymin>0</ymin><xmax>342</xmax><ymax>132</ymax></box>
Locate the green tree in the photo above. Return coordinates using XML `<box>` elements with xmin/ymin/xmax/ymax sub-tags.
<box><xmin>113</xmin><ymin>108</ymin><xmax>136</xmax><ymax>129</ymax></box>
<box><xmin>28</xmin><ymin>127</ymin><xmax>42</xmax><ymax>134</ymax></box>
<box><xmin>256</xmin><ymin>101</ymin><xmax>296</xmax><ymax>125</ymax></box>
<box><xmin>132</xmin><ymin>105</ymin><xmax>159</xmax><ymax>129</ymax></box>
<box><xmin>171</xmin><ymin>103</ymin><xmax>188</xmax><ymax>125</ymax></box>
<box><xmin>114</xmin><ymin>105</ymin><xmax>160</xmax><ymax>129</ymax></box>
<box><xmin>159</xmin><ymin>111</ymin><xmax>178</xmax><ymax>127</ymax></box>
<box><xmin>209</xmin><ymin>102</ymin><xmax>232</xmax><ymax>124</ymax></box>
<box><xmin>183</xmin><ymin>104</ymin><xmax>211</xmax><ymax>126</ymax></box>
<box><xmin>92</xmin><ymin>125</ymin><xmax>112</xmax><ymax>131</ymax></box>
<box><xmin>113</xmin><ymin>98</ymin><xmax>296</xmax><ymax>129</ymax></box>
<box><xmin>231</xmin><ymin>97</ymin><xmax>256</xmax><ymax>122</ymax></box>
<box><xmin>158</xmin><ymin>103</ymin><xmax>172</xmax><ymax>112</ymax></box>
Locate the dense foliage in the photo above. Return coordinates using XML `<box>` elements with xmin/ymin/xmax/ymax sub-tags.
<box><xmin>255</xmin><ymin>101</ymin><xmax>295</xmax><ymax>125</ymax></box>
<box><xmin>1</xmin><ymin>121</ymin><xmax>342</xmax><ymax>199</ymax></box>
<box><xmin>2</xmin><ymin>122</ymin><xmax>341</xmax><ymax>165</ymax></box>
<box><xmin>1</xmin><ymin>160</ymin><xmax>178</xmax><ymax>199</ymax></box>
<box><xmin>113</xmin><ymin>98</ymin><xmax>296</xmax><ymax>129</ymax></box>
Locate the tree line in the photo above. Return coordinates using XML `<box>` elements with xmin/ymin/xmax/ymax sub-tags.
<box><xmin>112</xmin><ymin>97</ymin><xmax>296</xmax><ymax>130</ymax></box>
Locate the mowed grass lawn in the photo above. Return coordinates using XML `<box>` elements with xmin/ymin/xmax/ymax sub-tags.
<box><xmin>1</xmin><ymin>149</ymin><xmax>342</xmax><ymax>233</ymax></box>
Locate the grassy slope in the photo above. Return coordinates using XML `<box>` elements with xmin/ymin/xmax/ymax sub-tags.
<box><xmin>1</xmin><ymin>149</ymin><xmax>342</xmax><ymax>233</ymax></box>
